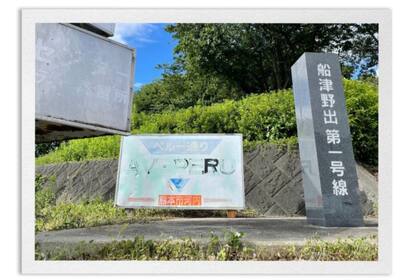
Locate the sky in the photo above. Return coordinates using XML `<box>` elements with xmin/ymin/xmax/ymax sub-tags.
<box><xmin>110</xmin><ymin>23</ymin><xmax>177</xmax><ymax>91</ymax></box>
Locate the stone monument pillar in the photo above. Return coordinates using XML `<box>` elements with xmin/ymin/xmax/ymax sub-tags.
<box><xmin>291</xmin><ymin>52</ymin><xmax>364</xmax><ymax>227</ymax></box>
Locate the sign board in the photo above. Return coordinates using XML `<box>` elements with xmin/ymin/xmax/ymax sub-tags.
<box><xmin>35</xmin><ymin>23</ymin><xmax>135</xmax><ymax>142</ymax></box>
<box><xmin>291</xmin><ymin>52</ymin><xmax>364</xmax><ymax>227</ymax></box>
<box><xmin>115</xmin><ymin>134</ymin><xmax>245</xmax><ymax>209</ymax></box>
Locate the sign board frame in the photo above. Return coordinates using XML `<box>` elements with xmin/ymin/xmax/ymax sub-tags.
<box><xmin>114</xmin><ymin>134</ymin><xmax>245</xmax><ymax>210</ymax></box>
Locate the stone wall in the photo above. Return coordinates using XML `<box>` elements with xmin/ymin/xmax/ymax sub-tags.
<box><xmin>36</xmin><ymin>144</ymin><xmax>377</xmax><ymax>216</ymax></box>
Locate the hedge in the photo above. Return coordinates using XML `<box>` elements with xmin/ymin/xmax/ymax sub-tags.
<box><xmin>36</xmin><ymin>79</ymin><xmax>378</xmax><ymax>166</ymax></box>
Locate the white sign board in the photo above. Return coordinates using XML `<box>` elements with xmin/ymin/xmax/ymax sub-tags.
<box><xmin>115</xmin><ymin>134</ymin><xmax>245</xmax><ymax>209</ymax></box>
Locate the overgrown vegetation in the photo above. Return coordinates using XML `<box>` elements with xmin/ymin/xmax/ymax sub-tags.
<box><xmin>35</xmin><ymin>174</ymin><xmax>160</xmax><ymax>232</ymax></box>
<box><xmin>36</xmin><ymin>79</ymin><xmax>377</xmax><ymax>166</ymax></box>
<box><xmin>36</xmin><ymin>198</ymin><xmax>166</xmax><ymax>233</ymax></box>
<box><xmin>35</xmin><ymin>231</ymin><xmax>378</xmax><ymax>261</ymax></box>
<box><xmin>35</xmin><ymin>175</ymin><xmax>258</xmax><ymax>232</ymax></box>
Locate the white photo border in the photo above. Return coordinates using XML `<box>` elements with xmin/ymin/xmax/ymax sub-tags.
<box><xmin>21</xmin><ymin>8</ymin><xmax>392</xmax><ymax>274</ymax></box>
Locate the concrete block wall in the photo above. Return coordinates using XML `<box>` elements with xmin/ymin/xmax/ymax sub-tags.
<box><xmin>36</xmin><ymin>144</ymin><xmax>377</xmax><ymax>216</ymax></box>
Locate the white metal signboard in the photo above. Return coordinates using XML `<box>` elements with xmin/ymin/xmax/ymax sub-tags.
<box><xmin>115</xmin><ymin>134</ymin><xmax>245</xmax><ymax>209</ymax></box>
<box><xmin>35</xmin><ymin>23</ymin><xmax>135</xmax><ymax>142</ymax></box>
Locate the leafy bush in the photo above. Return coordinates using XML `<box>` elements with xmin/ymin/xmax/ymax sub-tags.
<box><xmin>237</xmin><ymin>90</ymin><xmax>296</xmax><ymax>141</ymax></box>
<box><xmin>133</xmin><ymin>88</ymin><xmax>296</xmax><ymax>141</ymax></box>
<box><xmin>344</xmin><ymin>80</ymin><xmax>378</xmax><ymax>165</ymax></box>
<box><xmin>36</xmin><ymin>79</ymin><xmax>377</xmax><ymax>165</ymax></box>
<box><xmin>35</xmin><ymin>175</ymin><xmax>56</xmax><ymax>230</ymax></box>
<box><xmin>36</xmin><ymin>135</ymin><xmax>121</xmax><ymax>165</ymax></box>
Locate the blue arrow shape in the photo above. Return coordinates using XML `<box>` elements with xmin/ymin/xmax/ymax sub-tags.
<box><xmin>169</xmin><ymin>178</ymin><xmax>189</xmax><ymax>189</ymax></box>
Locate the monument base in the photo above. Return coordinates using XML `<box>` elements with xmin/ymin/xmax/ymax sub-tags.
<box><xmin>306</xmin><ymin>208</ymin><xmax>364</xmax><ymax>227</ymax></box>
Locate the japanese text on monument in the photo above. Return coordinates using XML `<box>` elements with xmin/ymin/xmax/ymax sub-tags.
<box><xmin>317</xmin><ymin>63</ymin><xmax>348</xmax><ymax>197</ymax></box>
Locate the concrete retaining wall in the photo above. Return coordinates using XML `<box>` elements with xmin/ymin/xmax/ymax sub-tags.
<box><xmin>36</xmin><ymin>144</ymin><xmax>377</xmax><ymax>216</ymax></box>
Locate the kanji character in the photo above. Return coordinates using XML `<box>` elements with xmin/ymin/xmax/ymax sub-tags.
<box><xmin>330</xmin><ymin>161</ymin><xmax>345</xmax><ymax>177</ymax></box>
<box><xmin>321</xmin><ymin>93</ymin><xmax>335</xmax><ymax>108</ymax></box>
<box><xmin>326</xmin><ymin>129</ymin><xmax>341</xmax><ymax>144</ymax></box>
<box><xmin>319</xmin><ymin>78</ymin><xmax>334</xmax><ymax>92</ymax></box>
<box><xmin>317</xmin><ymin>63</ymin><xmax>331</xmax><ymax>77</ymax></box>
<box><xmin>332</xmin><ymin>179</ymin><xmax>348</xmax><ymax>196</ymax></box>
<box><xmin>323</xmin><ymin>109</ymin><xmax>338</xmax><ymax>124</ymax></box>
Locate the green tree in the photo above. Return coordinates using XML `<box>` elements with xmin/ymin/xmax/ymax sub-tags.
<box><xmin>134</xmin><ymin>23</ymin><xmax>378</xmax><ymax>113</ymax></box>
<box><xmin>167</xmin><ymin>23</ymin><xmax>378</xmax><ymax>90</ymax></box>
<box><xmin>35</xmin><ymin>141</ymin><xmax>63</xmax><ymax>157</ymax></box>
